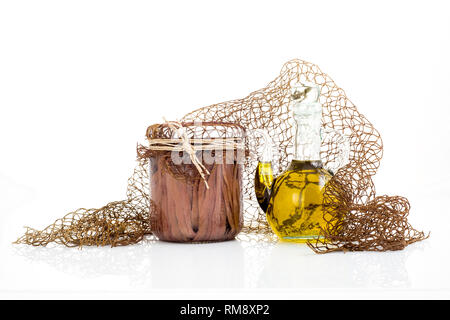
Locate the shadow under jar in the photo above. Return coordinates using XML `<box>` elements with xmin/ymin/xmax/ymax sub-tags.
<box><xmin>147</xmin><ymin>122</ymin><xmax>245</xmax><ymax>243</ymax></box>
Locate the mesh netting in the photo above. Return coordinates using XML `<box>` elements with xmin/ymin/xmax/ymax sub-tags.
<box><xmin>14</xmin><ymin>59</ymin><xmax>428</xmax><ymax>252</ymax></box>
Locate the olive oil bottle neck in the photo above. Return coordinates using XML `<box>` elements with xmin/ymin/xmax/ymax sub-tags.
<box><xmin>291</xmin><ymin>82</ymin><xmax>323</xmax><ymax>162</ymax></box>
<box><xmin>293</xmin><ymin>103</ymin><xmax>322</xmax><ymax>161</ymax></box>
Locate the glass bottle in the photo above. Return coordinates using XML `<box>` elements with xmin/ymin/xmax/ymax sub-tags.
<box><xmin>255</xmin><ymin>83</ymin><xmax>344</xmax><ymax>242</ymax></box>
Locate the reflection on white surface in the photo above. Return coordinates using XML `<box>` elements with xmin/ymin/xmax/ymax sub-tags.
<box><xmin>258</xmin><ymin>241</ymin><xmax>416</xmax><ymax>288</ymax></box>
<box><xmin>149</xmin><ymin>240</ymin><xmax>244</xmax><ymax>288</ymax></box>
<box><xmin>13</xmin><ymin>241</ymin><xmax>155</xmax><ymax>286</ymax></box>
<box><xmin>11</xmin><ymin>238</ymin><xmax>428</xmax><ymax>290</ymax></box>
<box><xmin>12</xmin><ymin>239</ymin><xmax>245</xmax><ymax>289</ymax></box>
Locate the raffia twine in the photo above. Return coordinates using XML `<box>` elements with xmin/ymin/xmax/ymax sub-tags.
<box><xmin>146</xmin><ymin>119</ymin><xmax>245</xmax><ymax>189</ymax></box>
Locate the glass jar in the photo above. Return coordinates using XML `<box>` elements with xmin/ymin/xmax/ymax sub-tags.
<box><xmin>147</xmin><ymin>121</ymin><xmax>245</xmax><ymax>242</ymax></box>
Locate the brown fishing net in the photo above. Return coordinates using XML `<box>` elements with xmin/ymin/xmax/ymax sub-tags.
<box><xmin>14</xmin><ymin>59</ymin><xmax>428</xmax><ymax>252</ymax></box>
<box><xmin>15</xmin><ymin>162</ymin><xmax>151</xmax><ymax>247</ymax></box>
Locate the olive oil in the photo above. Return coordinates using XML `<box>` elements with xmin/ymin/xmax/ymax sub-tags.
<box><xmin>263</xmin><ymin>160</ymin><xmax>331</xmax><ymax>242</ymax></box>
<box><xmin>254</xmin><ymin>161</ymin><xmax>273</xmax><ymax>213</ymax></box>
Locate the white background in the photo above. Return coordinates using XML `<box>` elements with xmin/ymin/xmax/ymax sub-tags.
<box><xmin>1</xmin><ymin>0</ymin><xmax>450</xmax><ymax>299</ymax></box>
